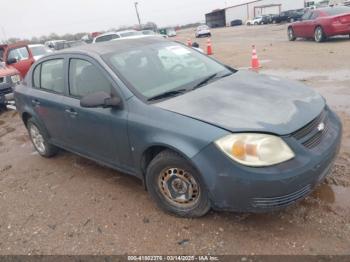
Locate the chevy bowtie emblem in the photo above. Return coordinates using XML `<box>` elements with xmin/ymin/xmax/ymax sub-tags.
<box><xmin>317</xmin><ymin>122</ymin><xmax>325</xmax><ymax>132</ymax></box>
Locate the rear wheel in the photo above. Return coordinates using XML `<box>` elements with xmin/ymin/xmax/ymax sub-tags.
<box><xmin>288</xmin><ymin>27</ymin><xmax>296</xmax><ymax>41</ymax></box>
<box><xmin>314</xmin><ymin>26</ymin><xmax>326</xmax><ymax>42</ymax></box>
<box><xmin>146</xmin><ymin>150</ymin><xmax>211</xmax><ymax>218</ymax></box>
<box><xmin>27</xmin><ymin>119</ymin><xmax>58</xmax><ymax>158</ymax></box>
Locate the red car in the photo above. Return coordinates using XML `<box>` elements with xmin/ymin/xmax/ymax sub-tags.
<box><xmin>288</xmin><ymin>6</ymin><xmax>350</xmax><ymax>42</ymax></box>
<box><xmin>0</xmin><ymin>42</ymin><xmax>35</xmax><ymax>78</ymax></box>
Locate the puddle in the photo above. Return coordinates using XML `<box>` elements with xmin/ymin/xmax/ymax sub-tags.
<box><xmin>261</xmin><ymin>69</ymin><xmax>350</xmax><ymax>114</ymax></box>
<box><xmin>306</xmin><ymin>183</ymin><xmax>350</xmax><ymax>209</ymax></box>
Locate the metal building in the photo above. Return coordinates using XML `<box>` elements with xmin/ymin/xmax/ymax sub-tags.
<box><xmin>205</xmin><ymin>0</ymin><xmax>306</xmax><ymax>27</ymax></box>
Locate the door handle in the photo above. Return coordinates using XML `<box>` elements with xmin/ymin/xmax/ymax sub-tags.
<box><xmin>65</xmin><ymin>108</ymin><xmax>78</xmax><ymax>117</ymax></box>
<box><xmin>31</xmin><ymin>99</ymin><xmax>40</xmax><ymax>106</ymax></box>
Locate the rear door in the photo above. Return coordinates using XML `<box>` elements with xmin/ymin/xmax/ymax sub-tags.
<box><xmin>29</xmin><ymin>57</ymin><xmax>67</xmax><ymax>143</ymax></box>
<box><xmin>6</xmin><ymin>46</ymin><xmax>34</xmax><ymax>78</ymax></box>
<box><xmin>61</xmin><ymin>55</ymin><xmax>130</xmax><ymax>167</ymax></box>
<box><xmin>293</xmin><ymin>11</ymin><xmax>312</xmax><ymax>37</ymax></box>
<box><xmin>304</xmin><ymin>11</ymin><xmax>320</xmax><ymax>37</ymax></box>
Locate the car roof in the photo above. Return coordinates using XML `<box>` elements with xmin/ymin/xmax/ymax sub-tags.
<box><xmin>53</xmin><ymin>37</ymin><xmax>168</xmax><ymax>57</ymax></box>
<box><xmin>28</xmin><ymin>44</ymin><xmax>45</xmax><ymax>47</ymax></box>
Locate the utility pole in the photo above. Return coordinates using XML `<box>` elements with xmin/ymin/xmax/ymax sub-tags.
<box><xmin>134</xmin><ymin>2</ymin><xmax>142</xmax><ymax>29</ymax></box>
<box><xmin>1</xmin><ymin>26</ymin><xmax>7</xmax><ymax>43</ymax></box>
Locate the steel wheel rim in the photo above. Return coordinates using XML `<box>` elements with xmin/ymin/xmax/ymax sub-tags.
<box><xmin>158</xmin><ymin>167</ymin><xmax>200</xmax><ymax>208</ymax></box>
<box><xmin>30</xmin><ymin>125</ymin><xmax>46</xmax><ymax>154</ymax></box>
<box><xmin>288</xmin><ymin>28</ymin><xmax>294</xmax><ymax>39</ymax></box>
<box><xmin>315</xmin><ymin>28</ymin><xmax>322</xmax><ymax>41</ymax></box>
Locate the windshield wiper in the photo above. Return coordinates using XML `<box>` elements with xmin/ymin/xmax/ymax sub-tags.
<box><xmin>192</xmin><ymin>72</ymin><xmax>232</xmax><ymax>90</ymax></box>
<box><xmin>147</xmin><ymin>89</ymin><xmax>187</xmax><ymax>101</ymax></box>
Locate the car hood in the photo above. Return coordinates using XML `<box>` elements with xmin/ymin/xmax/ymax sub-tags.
<box><xmin>0</xmin><ymin>64</ymin><xmax>19</xmax><ymax>77</ymax></box>
<box><xmin>155</xmin><ymin>70</ymin><xmax>325</xmax><ymax>135</ymax></box>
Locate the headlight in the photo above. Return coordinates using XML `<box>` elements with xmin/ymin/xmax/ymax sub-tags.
<box><xmin>215</xmin><ymin>133</ymin><xmax>295</xmax><ymax>167</ymax></box>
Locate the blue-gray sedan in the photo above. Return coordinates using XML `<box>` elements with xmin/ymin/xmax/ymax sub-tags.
<box><xmin>14</xmin><ymin>37</ymin><xmax>342</xmax><ymax>217</ymax></box>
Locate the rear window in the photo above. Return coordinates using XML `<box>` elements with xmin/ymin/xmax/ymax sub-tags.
<box><xmin>119</xmin><ymin>31</ymin><xmax>142</xmax><ymax>37</ymax></box>
<box><xmin>96</xmin><ymin>34</ymin><xmax>119</xmax><ymax>43</ymax></box>
<box><xmin>324</xmin><ymin>6</ymin><xmax>350</xmax><ymax>16</ymax></box>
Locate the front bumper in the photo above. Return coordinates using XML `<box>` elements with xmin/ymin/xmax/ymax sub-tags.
<box><xmin>0</xmin><ymin>82</ymin><xmax>14</xmax><ymax>105</ymax></box>
<box><xmin>191</xmin><ymin>108</ymin><xmax>342</xmax><ymax>212</ymax></box>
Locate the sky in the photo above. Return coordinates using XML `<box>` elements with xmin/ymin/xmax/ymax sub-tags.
<box><xmin>0</xmin><ymin>0</ymin><xmax>245</xmax><ymax>40</ymax></box>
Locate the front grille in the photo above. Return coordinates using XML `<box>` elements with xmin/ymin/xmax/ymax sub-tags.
<box><xmin>292</xmin><ymin>109</ymin><xmax>327</xmax><ymax>140</ymax></box>
<box><xmin>0</xmin><ymin>87</ymin><xmax>12</xmax><ymax>95</ymax></box>
<box><xmin>303</xmin><ymin>118</ymin><xmax>330</xmax><ymax>149</ymax></box>
<box><xmin>251</xmin><ymin>184</ymin><xmax>312</xmax><ymax>209</ymax></box>
<box><xmin>292</xmin><ymin>108</ymin><xmax>329</xmax><ymax>149</ymax></box>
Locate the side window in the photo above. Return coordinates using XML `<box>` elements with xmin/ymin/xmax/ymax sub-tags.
<box><xmin>69</xmin><ymin>59</ymin><xmax>112</xmax><ymax>98</ymax></box>
<box><xmin>8</xmin><ymin>47</ymin><xmax>30</xmax><ymax>61</ymax></box>
<box><xmin>310</xmin><ymin>12</ymin><xmax>319</xmax><ymax>20</ymax></box>
<box><xmin>40</xmin><ymin>59</ymin><xmax>65</xmax><ymax>94</ymax></box>
<box><xmin>302</xmin><ymin>11</ymin><xmax>312</xmax><ymax>20</ymax></box>
<box><xmin>33</xmin><ymin>64</ymin><xmax>41</xmax><ymax>88</ymax></box>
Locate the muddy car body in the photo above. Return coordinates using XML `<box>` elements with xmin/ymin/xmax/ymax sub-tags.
<box><xmin>14</xmin><ymin>38</ymin><xmax>342</xmax><ymax>217</ymax></box>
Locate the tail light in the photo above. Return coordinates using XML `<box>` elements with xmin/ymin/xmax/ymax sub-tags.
<box><xmin>334</xmin><ymin>15</ymin><xmax>350</xmax><ymax>24</ymax></box>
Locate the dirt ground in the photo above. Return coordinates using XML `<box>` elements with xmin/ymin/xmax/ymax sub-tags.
<box><xmin>1</xmin><ymin>24</ymin><xmax>350</xmax><ymax>255</ymax></box>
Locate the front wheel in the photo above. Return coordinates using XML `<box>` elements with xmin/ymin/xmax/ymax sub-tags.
<box><xmin>146</xmin><ymin>150</ymin><xmax>211</xmax><ymax>218</ymax></box>
<box><xmin>27</xmin><ymin>119</ymin><xmax>58</xmax><ymax>158</ymax></box>
<box><xmin>288</xmin><ymin>27</ymin><xmax>296</xmax><ymax>41</ymax></box>
<box><xmin>314</xmin><ymin>26</ymin><xmax>326</xmax><ymax>42</ymax></box>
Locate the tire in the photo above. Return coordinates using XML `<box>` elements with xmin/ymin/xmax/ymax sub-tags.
<box><xmin>288</xmin><ymin>27</ymin><xmax>296</xmax><ymax>41</ymax></box>
<box><xmin>146</xmin><ymin>150</ymin><xmax>211</xmax><ymax>218</ymax></box>
<box><xmin>314</xmin><ymin>26</ymin><xmax>326</xmax><ymax>43</ymax></box>
<box><xmin>27</xmin><ymin>118</ymin><xmax>58</xmax><ymax>158</ymax></box>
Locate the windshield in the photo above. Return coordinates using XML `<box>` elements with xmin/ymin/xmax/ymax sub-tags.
<box><xmin>119</xmin><ymin>31</ymin><xmax>142</xmax><ymax>37</ymax></box>
<box><xmin>30</xmin><ymin>46</ymin><xmax>50</xmax><ymax>56</ymax></box>
<box><xmin>105</xmin><ymin>42</ymin><xmax>232</xmax><ymax>100</ymax></box>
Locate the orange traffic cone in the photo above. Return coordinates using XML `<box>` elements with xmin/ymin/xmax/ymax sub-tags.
<box><xmin>250</xmin><ymin>45</ymin><xmax>261</xmax><ymax>70</ymax></box>
<box><xmin>187</xmin><ymin>39</ymin><xmax>192</xmax><ymax>47</ymax></box>
<box><xmin>207</xmin><ymin>38</ymin><xmax>213</xmax><ymax>55</ymax></box>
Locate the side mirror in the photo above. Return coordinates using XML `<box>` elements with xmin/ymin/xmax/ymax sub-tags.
<box><xmin>7</xmin><ymin>57</ymin><xmax>17</xmax><ymax>65</ymax></box>
<box><xmin>80</xmin><ymin>91</ymin><xmax>121</xmax><ymax>108</ymax></box>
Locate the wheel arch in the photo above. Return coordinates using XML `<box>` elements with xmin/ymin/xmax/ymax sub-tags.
<box><xmin>139</xmin><ymin>143</ymin><xmax>202</xmax><ymax>190</ymax></box>
<box><xmin>22</xmin><ymin>112</ymin><xmax>32</xmax><ymax>127</ymax></box>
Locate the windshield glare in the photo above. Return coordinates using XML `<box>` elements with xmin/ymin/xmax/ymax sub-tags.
<box><xmin>106</xmin><ymin>42</ymin><xmax>232</xmax><ymax>99</ymax></box>
<box><xmin>120</xmin><ymin>31</ymin><xmax>142</xmax><ymax>37</ymax></box>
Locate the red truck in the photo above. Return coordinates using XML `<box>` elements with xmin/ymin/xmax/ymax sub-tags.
<box><xmin>0</xmin><ymin>42</ymin><xmax>35</xmax><ymax>78</ymax></box>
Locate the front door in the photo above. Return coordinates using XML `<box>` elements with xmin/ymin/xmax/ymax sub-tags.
<box><xmin>61</xmin><ymin>57</ymin><xmax>130</xmax><ymax>167</ymax></box>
